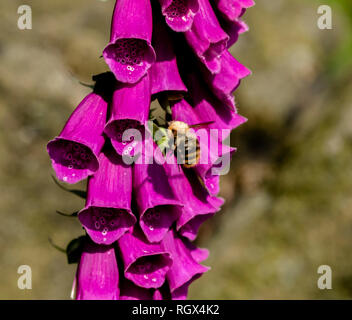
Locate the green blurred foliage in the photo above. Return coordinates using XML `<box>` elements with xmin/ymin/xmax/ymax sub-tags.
<box><xmin>0</xmin><ymin>0</ymin><xmax>351</xmax><ymax>299</ymax></box>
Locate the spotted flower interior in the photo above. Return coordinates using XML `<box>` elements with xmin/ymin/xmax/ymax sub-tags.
<box><xmin>105</xmin><ymin>119</ymin><xmax>145</xmax><ymax>156</ymax></box>
<box><xmin>162</xmin><ymin>0</ymin><xmax>199</xmax><ymax>31</ymax></box>
<box><xmin>79</xmin><ymin>207</ymin><xmax>136</xmax><ymax>245</ymax></box>
<box><xmin>103</xmin><ymin>39</ymin><xmax>155</xmax><ymax>83</ymax></box>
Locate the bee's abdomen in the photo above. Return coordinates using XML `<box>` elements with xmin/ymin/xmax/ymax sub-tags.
<box><xmin>175</xmin><ymin>132</ymin><xmax>200</xmax><ymax>168</ymax></box>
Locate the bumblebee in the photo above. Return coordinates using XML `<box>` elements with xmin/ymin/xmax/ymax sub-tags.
<box><xmin>167</xmin><ymin>120</ymin><xmax>213</xmax><ymax>168</ymax></box>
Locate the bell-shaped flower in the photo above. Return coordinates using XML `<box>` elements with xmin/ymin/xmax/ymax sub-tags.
<box><xmin>118</xmin><ymin>228</ymin><xmax>172</xmax><ymax>289</ymax></box>
<box><xmin>103</xmin><ymin>0</ymin><xmax>156</xmax><ymax>83</ymax></box>
<box><xmin>47</xmin><ymin>92</ymin><xmax>107</xmax><ymax>184</ymax></box>
<box><xmin>158</xmin><ymin>0</ymin><xmax>199</xmax><ymax>32</ymax></box>
<box><xmin>162</xmin><ymin>230</ymin><xmax>209</xmax><ymax>300</ymax></box>
<box><xmin>104</xmin><ymin>74</ymin><xmax>151</xmax><ymax>158</ymax></box>
<box><xmin>78</xmin><ymin>147</ymin><xmax>136</xmax><ymax>245</ymax></box>
<box><xmin>133</xmin><ymin>143</ymin><xmax>182</xmax><ymax>242</ymax></box>
<box><xmin>74</xmin><ymin>240</ymin><xmax>119</xmax><ymax>300</ymax></box>
<box><xmin>185</xmin><ymin>0</ymin><xmax>228</xmax><ymax>73</ymax></box>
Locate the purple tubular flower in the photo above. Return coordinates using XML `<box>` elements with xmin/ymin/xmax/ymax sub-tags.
<box><xmin>171</xmin><ymin>99</ymin><xmax>236</xmax><ymax>195</ymax></box>
<box><xmin>150</xmin><ymin>15</ymin><xmax>187</xmax><ymax>95</ymax></box>
<box><xmin>178</xmin><ymin>177</ymin><xmax>224</xmax><ymax>240</ymax></box>
<box><xmin>214</xmin><ymin>0</ymin><xmax>255</xmax><ymax>21</ymax></box>
<box><xmin>162</xmin><ymin>230</ymin><xmax>209</xmax><ymax>300</ymax></box>
<box><xmin>103</xmin><ymin>0</ymin><xmax>156</xmax><ymax>84</ymax></box>
<box><xmin>185</xmin><ymin>0</ymin><xmax>229</xmax><ymax>73</ymax></box>
<box><xmin>75</xmin><ymin>240</ymin><xmax>119</xmax><ymax>300</ymax></box>
<box><xmin>119</xmin><ymin>280</ymin><xmax>153</xmax><ymax>300</ymax></box>
<box><xmin>104</xmin><ymin>74</ymin><xmax>151</xmax><ymax>157</ymax></box>
<box><xmin>118</xmin><ymin>228</ymin><xmax>172</xmax><ymax>289</ymax></box>
<box><xmin>78</xmin><ymin>148</ymin><xmax>136</xmax><ymax>245</ymax></box>
<box><xmin>47</xmin><ymin>93</ymin><xmax>107</xmax><ymax>184</ymax></box>
<box><xmin>159</xmin><ymin>0</ymin><xmax>199</xmax><ymax>32</ymax></box>
<box><xmin>165</xmin><ymin>156</ymin><xmax>223</xmax><ymax>240</ymax></box>
<box><xmin>186</xmin><ymin>73</ymin><xmax>247</xmax><ymax>139</ymax></box>
<box><xmin>133</xmin><ymin>144</ymin><xmax>182</xmax><ymax>243</ymax></box>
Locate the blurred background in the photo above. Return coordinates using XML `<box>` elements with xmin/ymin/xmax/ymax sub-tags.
<box><xmin>0</xmin><ymin>0</ymin><xmax>351</xmax><ymax>299</ymax></box>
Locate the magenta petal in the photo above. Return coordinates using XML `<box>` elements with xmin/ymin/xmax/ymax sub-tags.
<box><xmin>103</xmin><ymin>0</ymin><xmax>156</xmax><ymax>83</ymax></box>
<box><xmin>47</xmin><ymin>93</ymin><xmax>107</xmax><ymax>184</ymax></box>
<box><xmin>183</xmin><ymin>239</ymin><xmax>210</xmax><ymax>263</ymax></box>
<box><xmin>104</xmin><ymin>74</ymin><xmax>150</xmax><ymax>157</ymax></box>
<box><xmin>75</xmin><ymin>240</ymin><xmax>119</xmax><ymax>300</ymax></box>
<box><xmin>118</xmin><ymin>229</ymin><xmax>172</xmax><ymax>289</ymax></box>
<box><xmin>153</xmin><ymin>289</ymin><xmax>163</xmax><ymax>300</ymax></box>
<box><xmin>150</xmin><ymin>16</ymin><xmax>187</xmax><ymax>95</ymax></box>
<box><xmin>159</xmin><ymin>0</ymin><xmax>199</xmax><ymax>32</ymax></box>
<box><xmin>185</xmin><ymin>0</ymin><xmax>229</xmax><ymax>73</ymax></box>
<box><xmin>214</xmin><ymin>0</ymin><xmax>255</xmax><ymax>21</ymax></box>
<box><xmin>179</xmin><ymin>192</ymin><xmax>224</xmax><ymax>240</ymax></box>
<box><xmin>222</xmin><ymin>18</ymin><xmax>249</xmax><ymax>48</ymax></box>
<box><xmin>162</xmin><ymin>230</ymin><xmax>209</xmax><ymax>300</ymax></box>
<box><xmin>194</xmin><ymin>140</ymin><xmax>235</xmax><ymax>196</ymax></box>
<box><xmin>78</xmin><ymin>149</ymin><xmax>136</xmax><ymax>245</ymax></box>
<box><xmin>120</xmin><ymin>280</ymin><xmax>153</xmax><ymax>300</ymax></box>
<box><xmin>133</xmin><ymin>144</ymin><xmax>182</xmax><ymax>242</ymax></box>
